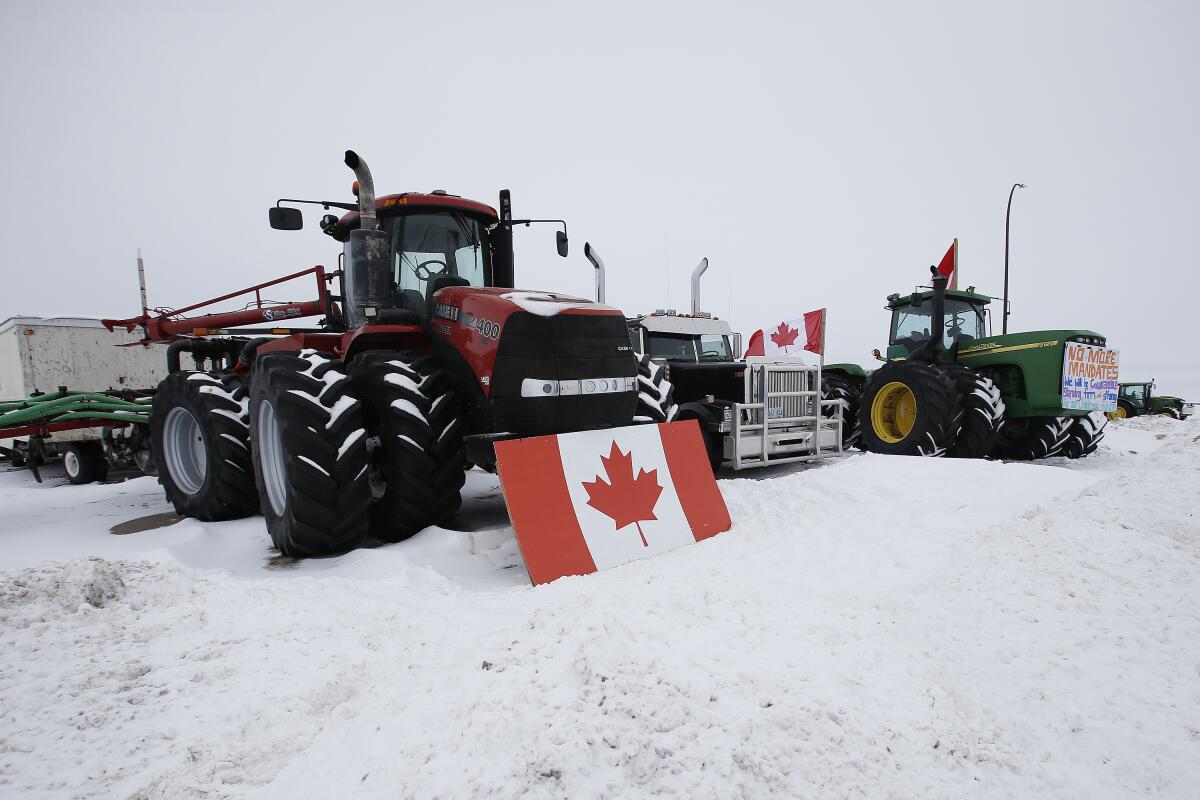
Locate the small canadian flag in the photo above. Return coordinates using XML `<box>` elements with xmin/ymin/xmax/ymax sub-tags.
<box><xmin>745</xmin><ymin>307</ymin><xmax>826</xmax><ymax>360</ymax></box>
<box><xmin>494</xmin><ymin>420</ymin><xmax>732</xmax><ymax>584</ymax></box>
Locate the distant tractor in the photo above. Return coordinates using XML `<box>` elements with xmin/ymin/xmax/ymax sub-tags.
<box><xmin>1109</xmin><ymin>381</ymin><xmax>1191</xmax><ymax>420</ymax></box>
<box><xmin>856</xmin><ymin>269</ymin><xmax>1115</xmax><ymax>460</ymax></box>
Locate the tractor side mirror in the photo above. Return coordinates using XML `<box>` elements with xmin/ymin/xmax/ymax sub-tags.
<box><xmin>872</xmin><ymin>348</ymin><xmax>885</xmax><ymax>361</ymax></box>
<box><xmin>556</xmin><ymin>230</ymin><xmax>569</xmax><ymax>258</ymax></box>
<box><xmin>320</xmin><ymin>214</ymin><xmax>339</xmax><ymax>231</ymax></box>
<box><xmin>269</xmin><ymin>206</ymin><xmax>303</xmax><ymax>231</ymax></box>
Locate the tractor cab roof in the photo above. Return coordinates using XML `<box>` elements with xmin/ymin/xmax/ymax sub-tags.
<box><xmin>886</xmin><ymin>287</ymin><xmax>993</xmax><ymax>310</ymax></box>
<box><xmin>327</xmin><ymin>192</ymin><xmax>498</xmax><ymax>242</ymax></box>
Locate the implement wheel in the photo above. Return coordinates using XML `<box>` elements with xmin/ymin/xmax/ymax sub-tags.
<box><xmin>249</xmin><ymin>350</ymin><xmax>371</xmax><ymax>557</ymax></box>
<box><xmin>858</xmin><ymin>361</ymin><xmax>961</xmax><ymax>457</ymax></box>
<box><xmin>63</xmin><ymin>442</ymin><xmax>107</xmax><ymax>485</ymax></box>
<box><xmin>349</xmin><ymin>350</ymin><xmax>467</xmax><ymax>542</ymax></box>
<box><xmin>151</xmin><ymin>371</ymin><xmax>258</xmax><ymax>519</ymax></box>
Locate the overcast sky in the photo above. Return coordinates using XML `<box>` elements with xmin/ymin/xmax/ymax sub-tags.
<box><xmin>2</xmin><ymin>1</ymin><xmax>1197</xmax><ymax>396</ymax></box>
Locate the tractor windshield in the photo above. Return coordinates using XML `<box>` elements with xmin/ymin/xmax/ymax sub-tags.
<box><xmin>385</xmin><ymin>212</ymin><xmax>491</xmax><ymax>308</ymax></box>
<box><xmin>890</xmin><ymin>299</ymin><xmax>987</xmax><ymax>350</ymax></box>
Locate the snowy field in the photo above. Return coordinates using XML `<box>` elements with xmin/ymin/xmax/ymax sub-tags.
<box><xmin>2</xmin><ymin>417</ymin><xmax>1198</xmax><ymax>799</ymax></box>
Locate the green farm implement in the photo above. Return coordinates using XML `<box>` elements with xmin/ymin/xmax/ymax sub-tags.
<box><xmin>0</xmin><ymin>389</ymin><xmax>153</xmax><ymax>482</ymax></box>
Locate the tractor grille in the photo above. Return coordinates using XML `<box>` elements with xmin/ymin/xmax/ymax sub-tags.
<box><xmin>491</xmin><ymin>311</ymin><xmax>637</xmax><ymax>436</ymax></box>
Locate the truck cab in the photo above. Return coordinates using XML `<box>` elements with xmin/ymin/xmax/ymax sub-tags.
<box><xmin>627</xmin><ymin>311</ymin><xmax>744</xmax><ymax>404</ymax></box>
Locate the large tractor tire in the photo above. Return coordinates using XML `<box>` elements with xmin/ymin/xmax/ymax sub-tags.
<box><xmin>1110</xmin><ymin>400</ymin><xmax>1136</xmax><ymax>419</ymax></box>
<box><xmin>942</xmin><ymin>365</ymin><xmax>1005</xmax><ymax>459</ymax></box>
<box><xmin>992</xmin><ymin>416</ymin><xmax>1072</xmax><ymax>461</ymax></box>
<box><xmin>151</xmin><ymin>371</ymin><xmax>258</xmax><ymax>520</ymax></box>
<box><xmin>349</xmin><ymin>350</ymin><xmax>467</xmax><ymax>542</ymax></box>
<box><xmin>821</xmin><ymin>374</ymin><xmax>861</xmax><ymax>449</ymax></box>
<box><xmin>62</xmin><ymin>442</ymin><xmax>108</xmax><ymax>485</ymax></box>
<box><xmin>633</xmin><ymin>353</ymin><xmax>678</xmax><ymax>424</ymax></box>
<box><xmin>249</xmin><ymin>350</ymin><xmax>371</xmax><ymax>557</ymax></box>
<box><xmin>674</xmin><ymin>402</ymin><xmax>724</xmax><ymax>473</ymax></box>
<box><xmin>1061</xmin><ymin>412</ymin><xmax>1107</xmax><ymax>459</ymax></box>
<box><xmin>858</xmin><ymin>361</ymin><xmax>961</xmax><ymax>457</ymax></box>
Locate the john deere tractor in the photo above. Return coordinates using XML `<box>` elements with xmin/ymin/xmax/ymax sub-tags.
<box><xmin>1109</xmin><ymin>381</ymin><xmax>1191</xmax><ymax>420</ymax></box>
<box><xmin>853</xmin><ymin>269</ymin><xmax>1114</xmax><ymax>460</ymax></box>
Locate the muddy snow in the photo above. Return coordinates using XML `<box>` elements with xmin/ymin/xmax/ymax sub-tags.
<box><xmin>1</xmin><ymin>418</ymin><xmax>1198</xmax><ymax>799</ymax></box>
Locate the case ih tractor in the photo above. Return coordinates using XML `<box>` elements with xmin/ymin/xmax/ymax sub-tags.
<box><xmin>1109</xmin><ymin>381</ymin><xmax>1192</xmax><ymax>420</ymax></box>
<box><xmin>853</xmin><ymin>269</ymin><xmax>1114</xmax><ymax>460</ymax></box>
<box><xmin>105</xmin><ymin>152</ymin><xmax>660</xmax><ymax>557</ymax></box>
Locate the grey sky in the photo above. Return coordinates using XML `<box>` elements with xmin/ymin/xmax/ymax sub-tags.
<box><xmin>2</xmin><ymin>1</ymin><xmax>1196</xmax><ymax>396</ymax></box>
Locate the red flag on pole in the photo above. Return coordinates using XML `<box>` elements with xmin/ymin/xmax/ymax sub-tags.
<box><xmin>802</xmin><ymin>308</ymin><xmax>825</xmax><ymax>355</ymax></box>
<box><xmin>936</xmin><ymin>239</ymin><xmax>959</xmax><ymax>289</ymax></box>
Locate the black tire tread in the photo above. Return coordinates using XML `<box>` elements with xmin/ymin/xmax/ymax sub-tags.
<box><xmin>349</xmin><ymin>350</ymin><xmax>467</xmax><ymax>542</ymax></box>
<box><xmin>633</xmin><ymin>353</ymin><xmax>678</xmax><ymax>424</ymax></box>
<box><xmin>942</xmin><ymin>365</ymin><xmax>1005</xmax><ymax>459</ymax></box>
<box><xmin>821</xmin><ymin>374</ymin><xmax>862</xmax><ymax>449</ymax></box>
<box><xmin>858</xmin><ymin>361</ymin><xmax>961</xmax><ymax>457</ymax></box>
<box><xmin>250</xmin><ymin>350</ymin><xmax>371</xmax><ymax>557</ymax></box>
<box><xmin>150</xmin><ymin>370</ymin><xmax>258</xmax><ymax>520</ymax></box>
<box><xmin>1061</xmin><ymin>412</ymin><xmax>1107</xmax><ymax>459</ymax></box>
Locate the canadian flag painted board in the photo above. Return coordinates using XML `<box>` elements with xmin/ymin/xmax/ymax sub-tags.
<box><xmin>494</xmin><ymin>420</ymin><xmax>732</xmax><ymax>585</ymax></box>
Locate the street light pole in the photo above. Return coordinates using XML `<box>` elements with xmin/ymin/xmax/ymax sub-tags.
<box><xmin>1002</xmin><ymin>182</ymin><xmax>1026</xmax><ymax>335</ymax></box>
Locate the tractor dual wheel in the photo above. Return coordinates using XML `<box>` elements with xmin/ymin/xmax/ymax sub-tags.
<box><xmin>633</xmin><ymin>353</ymin><xmax>678</xmax><ymax>424</ymax></box>
<box><xmin>992</xmin><ymin>416</ymin><xmax>1072</xmax><ymax>461</ymax></box>
<box><xmin>62</xmin><ymin>442</ymin><xmax>108</xmax><ymax>485</ymax></box>
<box><xmin>349</xmin><ymin>350</ymin><xmax>467</xmax><ymax>542</ymax></box>
<box><xmin>1061</xmin><ymin>412</ymin><xmax>1107</xmax><ymax>459</ymax></box>
<box><xmin>858</xmin><ymin>361</ymin><xmax>961</xmax><ymax>457</ymax></box>
<box><xmin>151</xmin><ymin>371</ymin><xmax>258</xmax><ymax>520</ymax></box>
<box><xmin>249</xmin><ymin>350</ymin><xmax>372</xmax><ymax>558</ymax></box>
<box><xmin>821</xmin><ymin>374</ymin><xmax>862</xmax><ymax>449</ymax></box>
<box><xmin>941</xmin><ymin>365</ymin><xmax>1005</xmax><ymax>459</ymax></box>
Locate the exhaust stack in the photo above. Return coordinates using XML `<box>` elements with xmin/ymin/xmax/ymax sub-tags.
<box><xmin>344</xmin><ymin>150</ymin><xmax>378</xmax><ymax>230</ymax></box>
<box><xmin>690</xmin><ymin>257</ymin><xmax>709</xmax><ymax>314</ymax></box>
<box><xmin>585</xmin><ymin>242</ymin><xmax>605</xmax><ymax>304</ymax></box>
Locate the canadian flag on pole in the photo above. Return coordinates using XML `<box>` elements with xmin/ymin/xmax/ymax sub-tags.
<box><xmin>745</xmin><ymin>308</ymin><xmax>826</xmax><ymax>359</ymax></box>
<box><xmin>936</xmin><ymin>239</ymin><xmax>959</xmax><ymax>289</ymax></box>
<box><xmin>494</xmin><ymin>420</ymin><xmax>732</xmax><ymax>584</ymax></box>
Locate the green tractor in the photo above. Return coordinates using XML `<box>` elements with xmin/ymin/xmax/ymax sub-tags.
<box><xmin>846</xmin><ymin>268</ymin><xmax>1115</xmax><ymax>460</ymax></box>
<box><xmin>1109</xmin><ymin>381</ymin><xmax>1192</xmax><ymax>420</ymax></box>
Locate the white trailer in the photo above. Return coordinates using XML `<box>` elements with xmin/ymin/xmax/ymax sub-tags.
<box><xmin>1</xmin><ymin>317</ymin><xmax>166</xmax><ymax>476</ymax></box>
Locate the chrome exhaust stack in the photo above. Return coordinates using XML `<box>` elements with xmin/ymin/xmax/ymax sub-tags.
<box><xmin>690</xmin><ymin>257</ymin><xmax>709</xmax><ymax>314</ymax></box>
<box><xmin>585</xmin><ymin>242</ymin><xmax>605</xmax><ymax>304</ymax></box>
<box><xmin>344</xmin><ymin>150</ymin><xmax>378</xmax><ymax>231</ymax></box>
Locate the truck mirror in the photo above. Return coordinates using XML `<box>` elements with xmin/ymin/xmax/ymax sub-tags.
<box><xmin>269</xmin><ymin>207</ymin><xmax>303</xmax><ymax>231</ymax></box>
<box><xmin>732</xmin><ymin>333</ymin><xmax>743</xmax><ymax>359</ymax></box>
<box><xmin>556</xmin><ymin>230</ymin><xmax>568</xmax><ymax>258</ymax></box>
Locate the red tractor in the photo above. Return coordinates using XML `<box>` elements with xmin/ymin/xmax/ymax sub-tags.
<box><xmin>106</xmin><ymin>152</ymin><xmax>653</xmax><ymax>557</ymax></box>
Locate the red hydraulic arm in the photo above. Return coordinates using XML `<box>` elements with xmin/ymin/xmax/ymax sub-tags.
<box><xmin>103</xmin><ymin>266</ymin><xmax>336</xmax><ymax>343</ymax></box>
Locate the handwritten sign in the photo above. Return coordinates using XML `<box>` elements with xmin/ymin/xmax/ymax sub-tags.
<box><xmin>1062</xmin><ymin>342</ymin><xmax>1119</xmax><ymax>412</ymax></box>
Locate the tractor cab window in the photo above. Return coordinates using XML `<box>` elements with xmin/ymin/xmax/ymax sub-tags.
<box><xmin>1123</xmin><ymin>384</ymin><xmax>1146</xmax><ymax>401</ymax></box>
<box><xmin>385</xmin><ymin>212</ymin><xmax>491</xmax><ymax>311</ymax></box>
<box><xmin>890</xmin><ymin>298</ymin><xmax>987</xmax><ymax>350</ymax></box>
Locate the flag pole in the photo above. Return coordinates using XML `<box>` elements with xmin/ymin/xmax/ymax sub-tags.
<box><xmin>951</xmin><ymin>238</ymin><xmax>959</xmax><ymax>290</ymax></box>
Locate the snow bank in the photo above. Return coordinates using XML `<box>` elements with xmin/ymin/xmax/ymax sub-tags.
<box><xmin>1</xmin><ymin>419</ymin><xmax>1199</xmax><ymax>798</ymax></box>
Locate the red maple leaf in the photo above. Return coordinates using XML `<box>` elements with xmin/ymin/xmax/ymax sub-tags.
<box><xmin>582</xmin><ymin>442</ymin><xmax>663</xmax><ymax>547</ymax></box>
<box><xmin>769</xmin><ymin>322</ymin><xmax>799</xmax><ymax>349</ymax></box>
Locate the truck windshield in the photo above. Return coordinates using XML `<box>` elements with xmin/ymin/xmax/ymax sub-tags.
<box><xmin>646</xmin><ymin>333</ymin><xmax>698</xmax><ymax>361</ymax></box>
<box><xmin>891</xmin><ymin>299</ymin><xmax>987</xmax><ymax>349</ymax></box>
<box><xmin>385</xmin><ymin>212</ymin><xmax>491</xmax><ymax>299</ymax></box>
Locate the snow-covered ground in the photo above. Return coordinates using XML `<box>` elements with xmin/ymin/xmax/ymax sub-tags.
<box><xmin>2</xmin><ymin>417</ymin><xmax>1198</xmax><ymax>799</ymax></box>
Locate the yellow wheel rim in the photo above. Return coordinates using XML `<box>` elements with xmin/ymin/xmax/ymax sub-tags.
<box><xmin>1112</xmin><ymin>406</ymin><xmax>1128</xmax><ymax>419</ymax></box>
<box><xmin>871</xmin><ymin>381</ymin><xmax>917</xmax><ymax>443</ymax></box>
